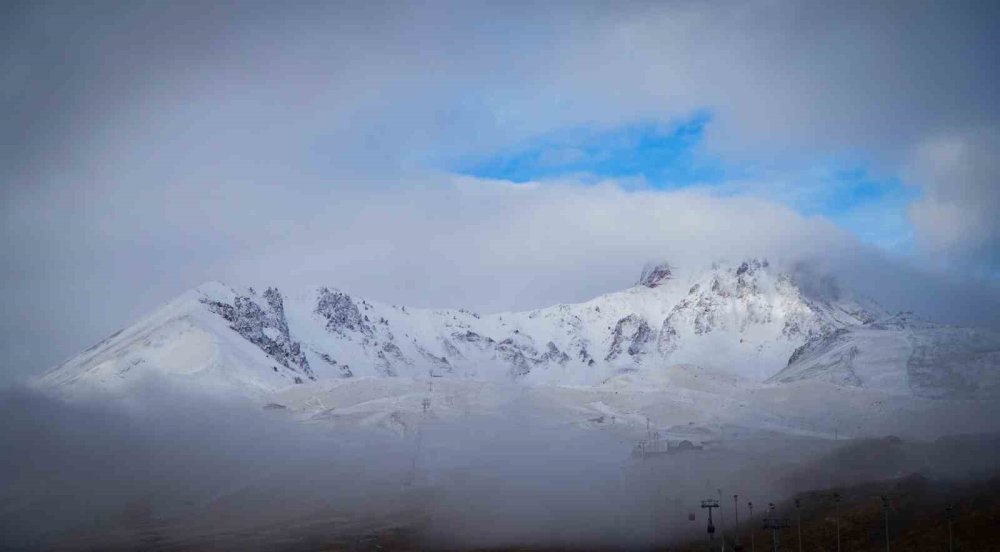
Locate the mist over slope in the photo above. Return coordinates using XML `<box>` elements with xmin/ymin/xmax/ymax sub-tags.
<box><xmin>2</xmin><ymin>384</ymin><xmax>998</xmax><ymax>552</ymax></box>
<box><xmin>31</xmin><ymin>257</ymin><xmax>1000</xmax><ymax>456</ymax></box>
<box><xmin>7</xmin><ymin>259</ymin><xmax>1000</xmax><ymax>550</ymax></box>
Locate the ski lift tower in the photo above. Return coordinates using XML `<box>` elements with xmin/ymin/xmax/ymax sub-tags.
<box><xmin>945</xmin><ymin>506</ymin><xmax>955</xmax><ymax>552</ymax></box>
<box><xmin>833</xmin><ymin>493</ymin><xmax>841</xmax><ymax>552</ymax></box>
<box><xmin>794</xmin><ymin>499</ymin><xmax>802</xmax><ymax>552</ymax></box>
<box><xmin>733</xmin><ymin>494</ymin><xmax>744</xmax><ymax>552</ymax></box>
<box><xmin>702</xmin><ymin>498</ymin><xmax>720</xmax><ymax>551</ymax></box>
<box><xmin>880</xmin><ymin>495</ymin><xmax>890</xmax><ymax>552</ymax></box>
<box><xmin>718</xmin><ymin>489</ymin><xmax>728</xmax><ymax>552</ymax></box>
<box><xmin>761</xmin><ymin>503</ymin><xmax>790</xmax><ymax>552</ymax></box>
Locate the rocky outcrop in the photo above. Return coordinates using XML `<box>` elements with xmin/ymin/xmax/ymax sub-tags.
<box><xmin>203</xmin><ymin>288</ymin><xmax>313</xmax><ymax>378</ymax></box>
<box><xmin>638</xmin><ymin>262</ymin><xmax>673</xmax><ymax>288</ymax></box>
<box><xmin>416</xmin><ymin>344</ymin><xmax>453</xmax><ymax>375</ymax></box>
<box><xmin>47</xmin><ymin>259</ymin><xmax>999</xmax><ymax>399</ymax></box>
<box><xmin>657</xmin><ymin>317</ymin><xmax>679</xmax><ymax>356</ymax></box>
<box><xmin>316</xmin><ymin>288</ymin><xmax>372</xmax><ymax>337</ymax></box>
<box><xmin>606</xmin><ymin>314</ymin><xmax>653</xmax><ymax>362</ymax></box>
<box><xmin>317</xmin><ymin>351</ymin><xmax>353</xmax><ymax>378</ymax></box>
<box><xmin>452</xmin><ymin>330</ymin><xmax>495</xmax><ymax>350</ymax></box>
<box><xmin>189</xmin><ymin>259</ymin><xmax>902</xmax><ymax>386</ymax></box>
<box><xmin>375</xmin><ymin>341</ymin><xmax>410</xmax><ymax>376</ymax></box>
<box><xmin>496</xmin><ymin>339</ymin><xmax>532</xmax><ymax>378</ymax></box>
<box><xmin>541</xmin><ymin>341</ymin><xmax>571</xmax><ymax>364</ymax></box>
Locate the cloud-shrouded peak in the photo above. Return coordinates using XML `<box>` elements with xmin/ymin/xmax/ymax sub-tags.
<box><xmin>637</xmin><ymin>262</ymin><xmax>673</xmax><ymax>288</ymax></box>
<box><xmin>639</xmin><ymin>258</ymin><xmax>776</xmax><ymax>289</ymax></box>
<box><xmin>2</xmin><ymin>1</ymin><xmax>999</xmax><ymax>384</ymax></box>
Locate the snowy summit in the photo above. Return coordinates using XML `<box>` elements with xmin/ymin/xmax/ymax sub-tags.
<box><xmin>39</xmin><ymin>259</ymin><xmax>1000</xmax><ymax>401</ymax></box>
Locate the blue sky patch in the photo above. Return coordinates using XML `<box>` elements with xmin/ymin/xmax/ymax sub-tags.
<box><xmin>456</xmin><ymin>113</ymin><xmax>919</xmax><ymax>254</ymax></box>
<box><xmin>456</xmin><ymin>112</ymin><xmax>732</xmax><ymax>187</ymax></box>
<box><xmin>796</xmin><ymin>168</ymin><xmax>920</xmax><ymax>251</ymax></box>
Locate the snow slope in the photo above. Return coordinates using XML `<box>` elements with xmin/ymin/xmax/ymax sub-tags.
<box><xmin>263</xmin><ymin>368</ymin><xmax>1000</xmax><ymax>444</ymax></box>
<box><xmin>35</xmin><ymin>283</ymin><xmax>299</xmax><ymax>398</ymax></box>
<box><xmin>770</xmin><ymin>312</ymin><xmax>1000</xmax><ymax>399</ymax></box>
<box><xmin>38</xmin><ymin>259</ymin><xmax>999</xmax><ymax>405</ymax></box>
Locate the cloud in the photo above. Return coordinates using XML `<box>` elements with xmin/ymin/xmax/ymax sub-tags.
<box><xmin>1</xmin><ymin>1</ymin><xmax>999</xmax><ymax>382</ymax></box>
<box><xmin>3</xmin><ymin>384</ymin><xmax>999</xmax><ymax>550</ymax></box>
<box><xmin>5</xmin><ymin>2</ymin><xmax>998</xmax><ymax>184</ymax></box>
<box><xmin>212</xmin><ymin>176</ymin><xmax>1000</xmax><ymax>334</ymax></box>
<box><xmin>905</xmin><ymin>128</ymin><xmax>1000</xmax><ymax>274</ymax></box>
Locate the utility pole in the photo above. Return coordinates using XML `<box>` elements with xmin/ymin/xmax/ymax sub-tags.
<box><xmin>881</xmin><ymin>496</ymin><xmax>890</xmax><ymax>552</ymax></box>
<box><xmin>718</xmin><ymin>489</ymin><xmax>727</xmax><ymax>552</ymax></box>
<box><xmin>769</xmin><ymin>503</ymin><xmax>776</xmax><ymax>550</ymax></box>
<box><xmin>748</xmin><ymin>501</ymin><xmax>755</xmax><ymax>552</ymax></box>
<box><xmin>761</xmin><ymin>503</ymin><xmax>790</xmax><ymax>552</ymax></box>
<box><xmin>702</xmin><ymin>499</ymin><xmax>720</xmax><ymax>552</ymax></box>
<box><xmin>794</xmin><ymin>499</ymin><xmax>802</xmax><ymax>552</ymax></box>
<box><xmin>946</xmin><ymin>506</ymin><xmax>954</xmax><ymax>552</ymax></box>
<box><xmin>733</xmin><ymin>495</ymin><xmax>742</xmax><ymax>551</ymax></box>
<box><xmin>833</xmin><ymin>493</ymin><xmax>841</xmax><ymax>552</ymax></box>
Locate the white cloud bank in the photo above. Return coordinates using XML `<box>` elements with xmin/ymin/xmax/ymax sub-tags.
<box><xmin>906</xmin><ymin>128</ymin><xmax>1000</xmax><ymax>273</ymax></box>
<box><xmin>1</xmin><ymin>1</ymin><xmax>998</xmax><ymax>381</ymax></box>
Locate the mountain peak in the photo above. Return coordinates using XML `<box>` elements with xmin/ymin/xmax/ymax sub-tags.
<box><xmin>39</xmin><ymin>257</ymin><xmax>997</xmax><ymax>402</ymax></box>
<box><xmin>735</xmin><ymin>257</ymin><xmax>769</xmax><ymax>275</ymax></box>
<box><xmin>638</xmin><ymin>262</ymin><xmax>673</xmax><ymax>288</ymax></box>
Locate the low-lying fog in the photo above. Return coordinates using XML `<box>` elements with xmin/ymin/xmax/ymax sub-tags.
<box><xmin>1</xmin><ymin>383</ymin><xmax>998</xmax><ymax>551</ymax></box>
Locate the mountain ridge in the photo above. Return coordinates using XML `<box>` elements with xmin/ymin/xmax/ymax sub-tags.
<box><xmin>37</xmin><ymin>259</ymin><xmax>1000</xmax><ymax>400</ymax></box>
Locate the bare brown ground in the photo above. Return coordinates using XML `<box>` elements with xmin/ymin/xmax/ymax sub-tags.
<box><xmin>38</xmin><ymin>473</ymin><xmax>999</xmax><ymax>552</ymax></box>
<box><xmin>310</xmin><ymin>475</ymin><xmax>1000</xmax><ymax>552</ymax></box>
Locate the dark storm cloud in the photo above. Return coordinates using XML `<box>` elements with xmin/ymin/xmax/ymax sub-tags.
<box><xmin>1</xmin><ymin>0</ymin><xmax>999</xmax><ymax>382</ymax></box>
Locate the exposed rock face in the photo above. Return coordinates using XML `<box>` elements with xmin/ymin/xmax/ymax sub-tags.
<box><xmin>203</xmin><ymin>288</ymin><xmax>313</xmax><ymax>378</ymax></box>
<box><xmin>770</xmin><ymin>314</ymin><xmax>1000</xmax><ymax>399</ymax></box>
<box><xmin>375</xmin><ymin>341</ymin><xmax>409</xmax><ymax>376</ymax></box>
<box><xmin>495</xmin><ymin>333</ymin><xmax>542</xmax><ymax>378</ymax></box>
<box><xmin>316</xmin><ymin>288</ymin><xmax>371</xmax><ymax>337</ymax></box>
<box><xmin>441</xmin><ymin>338</ymin><xmax>463</xmax><ymax>359</ymax></box>
<box><xmin>452</xmin><ymin>330</ymin><xmax>494</xmax><ymax>350</ymax></box>
<box><xmin>541</xmin><ymin>342</ymin><xmax>571</xmax><ymax>364</ymax></box>
<box><xmin>317</xmin><ymin>351</ymin><xmax>353</xmax><ymax>378</ymax></box>
<box><xmin>416</xmin><ymin>344</ymin><xmax>453</xmax><ymax>375</ymax></box>
<box><xmin>638</xmin><ymin>262</ymin><xmax>673</xmax><ymax>288</ymax></box>
<box><xmin>190</xmin><ymin>259</ymin><xmax>890</xmax><ymax>384</ymax></box>
<box><xmin>48</xmin><ymin>259</ymin><xmax>999</xmax><ymax>401</ymax></box>
<box><xmin>606</xmin><ymin>315</ymin><xmax>653</xmax><ymax>362</ymax></box>
<box><xmin>663</xmin><ymin>259</ymin><xmax>850</xmax><ymax>341</ymax></box>
<box><xmin>657</xmin><ymin>318</ymin><xmax>679</xmax><ymax>356</ymax></box>
<box><xmin>496</xmin><ymin>340</ymin><xmax>532</xmax><ymax>378</ymax></box>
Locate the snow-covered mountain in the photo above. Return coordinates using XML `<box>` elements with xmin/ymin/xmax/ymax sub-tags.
<box><xmin>770</xmin><ymin>312</ymin><xmax>1000</xmax><ymax>399</ymax></box>
<box><xmin>38</xmin><ymin>259</ymin><xmax>1000</xmax><ymax>401</ymax></box>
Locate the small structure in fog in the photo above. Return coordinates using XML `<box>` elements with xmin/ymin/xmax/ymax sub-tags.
<box><xmin>632</xmin><ymin>438</ymin><xmax>704</xmax><ymax>458</ymax></box>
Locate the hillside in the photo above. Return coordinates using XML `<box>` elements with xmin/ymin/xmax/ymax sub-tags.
<box><xmin>37</xmin><ymin>259</ymin><xmax>999</xmax><ymax>404</ymax></box>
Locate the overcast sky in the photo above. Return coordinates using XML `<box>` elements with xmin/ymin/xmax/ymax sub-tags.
<box><xmin>2</xmin><ymin>0</ymin><xmax>999</xmax><ymax>383</ymax></box>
